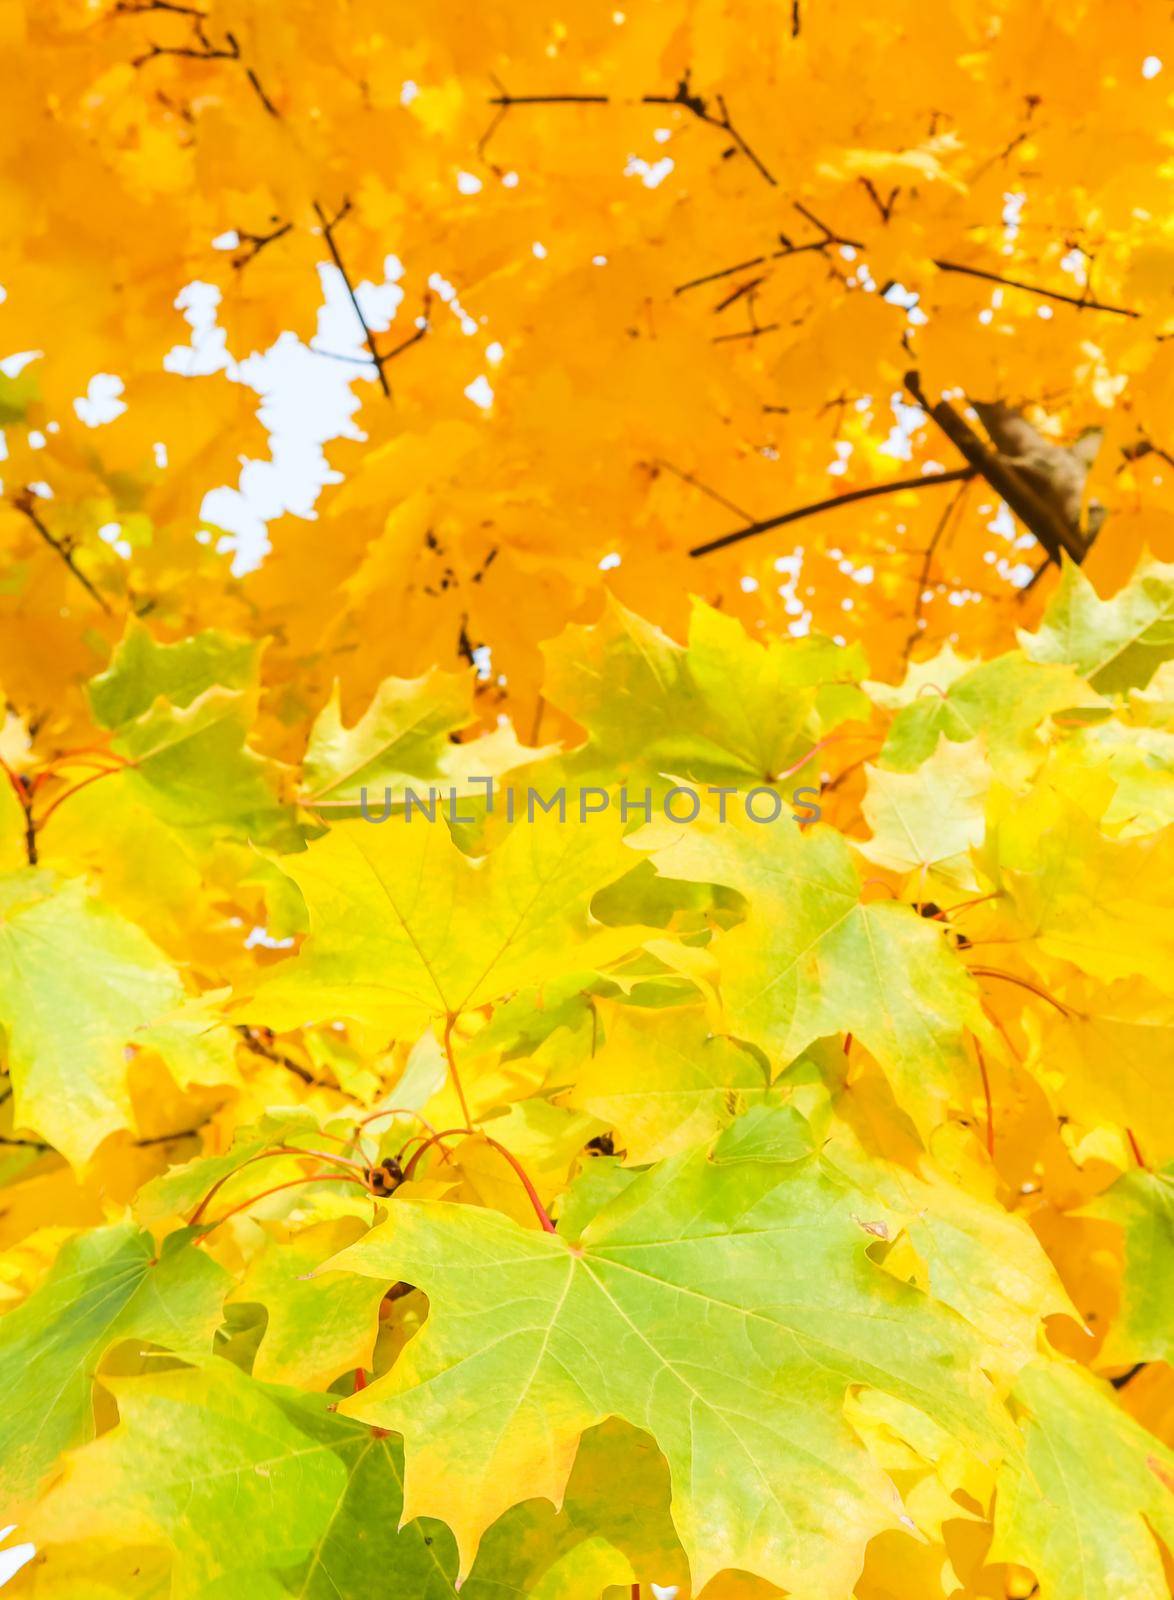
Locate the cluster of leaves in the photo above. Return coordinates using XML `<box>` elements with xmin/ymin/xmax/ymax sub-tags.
<box><xmin>0</xmin><ymin>554</ymin><xmax>1172</xmax><ymax>1599</ymax></box>
<box><xmin>3</xmin><ymin>0</ymin><xmax>1174</xmax><ymax>722</ymax></box>
<box><xmin>2</xmin><ymin>0</ymin><xmax>1174</xmax><ymax>1596</ymax></box>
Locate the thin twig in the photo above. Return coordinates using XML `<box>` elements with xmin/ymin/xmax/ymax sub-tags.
<box><xmin>14</xmin><ymin>494</ymin><xmax>112</xmax><ymax>614</ymax></box>
<box><xmin>233</xmin><ymin>219</ymin><xmax>292</xmax><ymax>268</ymax></box>
<box><xmin>189</xmin><ymin>1145</ymin><xmax>367</xmax><ymax>1224</ymax></box>
<box><xmin>0</xmin><ymin>757</ymin><xmax>37</xmax><ymax>865</ymax></box>
<box><xmin>1110</xmin><ymin>1362</ymin><xmax>1147</xmax><ymax>1390</ymax></box>
<box><xmin>675</xmin><ymin>208</ymin><xmax>863</xmax><ymax>295</ymax></box>
<box><xmin>641</xmin><ymin>77</ymin><xmax>776</xmax><ymax>186</ymax></box>
<box><xmin>932</xmin><ymin>259</ymin><xmax>1137</xmax><ymax>318</ymax></box>
<box><xmin>234</xmin><ymin>1025</ymin><xmax>334</xmax><ymax>1088</ymax></box>
<box><xmin>712</xmin><ymin>321</ymin><xmax>781</xmax><ymax>344</ymax></box>
<box><xmin>482</xmin><ymin>76</ymin><xmax>775</xmax><ymax>186</ymax></box>
<box><xmin>674</xmin><ymin>227</ymin><xmax>1139</xmax><ymax>317</ymax></box>
<box><xmin>195</xmin><ymin>1172</ymin><xmax>369</xmax><ymax>1237</ymax></box>
<box><xmin>903</xmin><ymin>477</ymin><xmax>973</xmax><ymax>659</ymax></box>
<box><xmin>313</xmin><ymin>200</ymin><xmax>391</xmax><ymax>399</ymax></box>
<box><xmin>401</xmin><ymin>1126</ymin><xmax>556</xmax><ymax>1232</ymax></box>
<box><xmin>37</xmin><ymin>766</ymin><xmax>124</xmax><ymax>830</ymax></box>
<box><xmin>651</xmin><ymin>459</ymin><xmax>756</xmax><ymax>524</ymax></box>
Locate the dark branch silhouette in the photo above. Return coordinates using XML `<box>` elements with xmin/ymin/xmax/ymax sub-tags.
<box><xmin>932</xmin><ymin>259</ymin><xmax>1137</xmax><ymax>318</ymax></box>
<box><xmin>232</xmin><ymin>219</ymin><xmax>292</xmax><ymax>268</ymax></box>
<box><xmin>677</xmin><ymin>219</ymin><xmax>1140</xmax><ymax>317</ymax></box>
<box><xmin>124</xmin><ymin>8</ymin><xmax>279</xmax><ymax>116</ymax></box>
<box><xmin>651</xmin><ymin>459</ymin><xmax>756</xmax><ymax>524</ymax></box>
<box><xmin>712</xmin><ymin>321</ymin><xmax>781</xmax><ymax>344</ymax></box>
<box><xmin>313</xmin><ymin>199</ymin><xmax>392</xmax><ymax>399</ymax></box>
<box><xmin>676</xmin><ymin>206</ymin><xmax>864</xmax><ymax>295</ymax></box>
<box><xmin>641</xmin><ymin>76</ymin><xmax>776</xmax><ymax>186</ymax></box>
<box><xmin>480</xmin><ymin>73</ymin><xmax>775</xmax><ymax>185</ymax></box>
<box><xmin>690</xmin><ymin>468</ymin><xmax>976</xmax><ymax>556</ymax></box>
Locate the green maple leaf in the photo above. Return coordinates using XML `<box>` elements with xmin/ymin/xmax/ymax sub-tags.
<box><xmin>330</xmin><ymin>1122</ymin><xmax>1013</xmax><ymax>1593</ymax></box>
<box><xmin>1082</xmin><ymin>1165</ymin><xmax>1174</xmax><ymax>1364</ymax></box>
<box><xmin>111</xmin><ymin>687</ymin><xmax>299</xmax><ymax>849</ymax></box>
<box><xmin>0</xmin><ymin>870</ymin><xmax>185</xmax><ymax>1163</ymax></box>
<box><xmin>878</xmin><ymin>650</ymin><xmax>1100</xmax><ymax>777</ymax></box>
<box><xmin>638</xmin><ymin>807</ymin><xmax>985</xmax><ymax>1134</ymax></box>
<box><xmin>0</xmin><ymin>365</ymin><xmax>40</xmax><ymax>427</ymax></box>
<box><xmin>1019</xmin><ymin>554</ymin><xmax>1174</xmax><ymax>693</ymax></box>
<box><xmin>303</xmin><ymin>666</ymin><xmax>543</xmax><ymax>814</ymax></box>
<box><xmin>991</xmin><ymin>1360</ymin><xmax>1174</xmax><ymax>1600</ymax></box>
<box><xmin>27</xmin><ymin>1365</ymin><xmax>385</xmax><ymax>1600</ymax></box>
<box><xmin>824</xmin><ymin>1131</ymin><xmax>1077</xmax><ymax>1362</ymax></box>
<box><xmin>251</xmin><ymin>811</ymin><xmax>650</xmax><ymax>1035</ymax></box>
<box><xmin>0</xmin><ymin>1223</ymin><xmax>228</xmax><ymax>1510</ymax></box>
<box><xmin>89</xmin><ymin>621</ymin><xmax>261</xmax><ymax>729</ymax></box>
<box><xmin>1041</xmin><ymin>716</ymin><xmax>1174</xmax><ymax>837</ymax></box>
<box><xmin>26</xmin><ymin>1366</ymin><xmax>683</xmax><ymax>1600</ymax></box>
<box><xmin>85</xmin><ymin>623</ymin><xmax>297</xmax><ymax>850</ymax></box>
<box><xmin>542</xmin><ymin>594</ymin><xmax>867</xmax><ymax>785</ymax></box>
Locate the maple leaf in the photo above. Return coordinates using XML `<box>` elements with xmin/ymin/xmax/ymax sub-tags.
<box><xmin>876</xmin><ymin>651</ymin><xmax>1100</xmax><ymax>779</ymax></box>
<box><xmin>1019</xmin><ymin>554</ymin><xmax>1174</xmax><ymax>693</ymax></box>
<box><xmin>88</xmin><ymin>622</ymin><xmax>261</xmax><ymax>729</ymax></box>
<box><xmin>855</xmin><ymin>734</ymin><xmax>990</xmax><ymax>888</ymax></box>
<box><xmin>26</xmin><ymin>1365</ymin><xmax>685</xmax><ymax>1600</ymax></box>
<box><xmin>1035</xmin><ymin>977</ymin><xmax>1174</xmax><ymax>1163</ymax></box>
<box><xmin>3</xmin><ymin>2</ymin><xmax>1174</xmax><ymax>1591</ymax></box>
<box><xmin>636</xmin><ymin>805</ymin><xmax>986</xmax><ymax>1133</ymax></box>
<box><xmin>303</xmin><ymin>665</ymin><xmax>544</xmax><ymax>813</ymax></box>
<box><xmin>0</xmin><ymin>871</ymin><xmax>185</xmax><ymax>1164</ymax></box>
<box><xmin>542</xmin><ymin>594</ymin><xmax>868</xmax><ymax>785</ymax></box>
<box><xmin>227</xmin><ymin>1217</ymin><xmax>389</xmax><ymax>1391</ymax></box>
<box><xmin>1082</xmin><ymin>1165</ymin><xmax>1174</xmax><ymax>1365</ymax></box>
<box><xmin>251</xmin><ymin>811</ymin><xmax>651</xmax><ymax>1039</ymax></box>
<box><xmin>991</xmin><ymin>1361</ymin><xmax>1174</xmax><ymax>1600</ymax></box>
<box><xmin>331</xmin><ymin>1119</ymin><xmax>1014</xmax><ymax>1592</ymax></box>
<box><xmin>0</xmin><ymin>1224</ymin><xmax>227</xmax><ymax>1510</ymax></box>
<box><xmin>981</xmin><ymin>784</ymin><xmax>1174</xmax><ymax>990</ymax></box>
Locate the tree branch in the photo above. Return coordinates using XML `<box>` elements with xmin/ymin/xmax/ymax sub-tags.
<box><xmin>932</xmin><ymin>259</ymin><xmax>1138</xmax><ymax>318</ymax></box>
<box><xmin>0</xmin><ymin>758</ymin><xmax>36</xmax><ymax>865</ymax></box>
<box><xmin>234</xmin><ymin>1025</ymin><xmax>334</xmax><ymax>1089</ymax></box>
<box><xmin>14</xmin><ymin>493</ymin><xmax>112</xmax><ymax>614</ymax></box>
<box><xmin>481</xmin><ymin>74</ymin><xmax>775</xmax><ymax>186</ymax></box>
<box><xmin>689</xmin><ymin>468</ymin><xmax>975</xmax><ymax>557</ymax></box>
<box><xmin>232</xmin><ymin>220</ymin><xmax>292</xmax><ymax>268</ymax></box>
<box><xmin>675</xmin><ymin>207</ymin><xmax>864</xmax><ymax>295</ymax></box>
<box><xmin>641</xmin><ymin>77</ymin><xmax>776</xmax><ymax>187</ymax></box>
<box><xmin>126</xmin><ymin>12</ymin><xmax>279</xmax><ymax>117</ymax></box>
<box><xmin>903</xmin><ymin>371</ymin><xmax>1085</xmax><ymax>564</ymax></box>
<box><xmin>674</xmin><ymin>217</ymin><xmax>1140</xmax><ymax>318</ymax></box>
